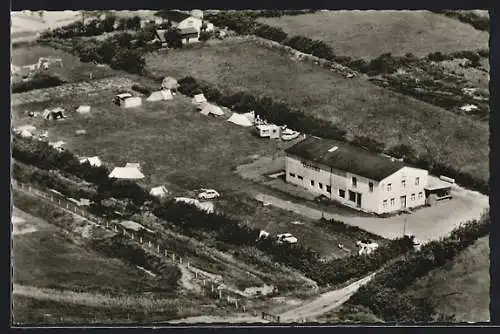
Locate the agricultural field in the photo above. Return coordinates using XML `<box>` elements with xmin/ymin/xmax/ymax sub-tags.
<box><xmin>11</xmin><ymin>45</ymin><xmax>119</xmax><ymax>84</ymax></box>
<box><xmin>405</xmin><ymin>236</ymin><xmax>490</xmax><ymax>322</ymax></box>
<box><xmin>257</xmin><ymin>10</ymin><xmax>489</xmax><ymax>59</ymax></box>
<box><xmin>145</xmin><ymin>39</ymin><xmax>488</xmax><ymax>183</ymax></box>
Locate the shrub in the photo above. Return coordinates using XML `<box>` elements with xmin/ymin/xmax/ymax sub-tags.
<box><xmin>12</xmin><ymin>73</ymin><xmax>66</xmax><ymax>93</ymax></box>
<box><xmin>110</xmin><ymin>49</ymin><xmax>145</xmax><ymax>74</ymax></box>
<box><xmin>254</xmin><ymin>24</ymin><xmax>288</xmax><ymax>43</ymax></box>
<box><xmin>132</xmin><ymin>84</ymin><xmax>152</xmax><ymax>96</ymax></box>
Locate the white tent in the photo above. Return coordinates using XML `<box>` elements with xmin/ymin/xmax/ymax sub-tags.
<box><xmin>200</xmin><ymin>103</ymin><xmax>224</xmax><ymax>116</ymax></box>
<box><xmin>192</xmin><ymin>93</ymin><xmax>207</xmax><ymax>106</ymax></box>
<box><xmin>108</xmin><ymin>167</ymin><xmax>145</xmax><ymax>179</ymax></box>
<box><xmin>150</xmin><ymin>186</ymin><xmax>169</xmax><ymax>198</ymax></box>
<box><xmin>243</xmin><ymin>111</ymin><xmax>255</xmax><ymax>123</ymax></box>
<box><xmin>20</xmin><ymin>130</ymin><xmax>33</xmax><ymax>138</ymax></box>
<box><xmin>227</xmin><ymin>113</ymin><xmax>253</xmax><ymax>127</ymax></box>
<box><xmin>123</xmin><ymin>97</ymin><xmax>142</xmax><ymax>108</ymax></box>
<box><xmin>147</xmin><ymin>90</ymin><xmax>173</xmax><ymax>102</ymax></box>
<box><xmin>161</xmin><ymin>77</ymin><xmax>179</xmax><ymax>90</ymax></box>
<box><xmin>79</xmin><ymin>156</ymin><xmax>102</xmax><ymax>167</ymax></box>
<box><xmin>76</xmin><ymin>105</ymin><xmax>91</xmax><ymax>114</ymax></box>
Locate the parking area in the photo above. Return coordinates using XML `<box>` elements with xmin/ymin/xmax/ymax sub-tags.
<box><xmin>252</xmin><ymin>178</ymin><xmax>489</xmax><ymax>243</ymax></box>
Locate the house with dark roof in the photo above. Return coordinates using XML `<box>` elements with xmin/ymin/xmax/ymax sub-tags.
<box><xmin>284</xmin><ymin>136</ymin><xmax>428</xmax><ymax>214</ymax></box>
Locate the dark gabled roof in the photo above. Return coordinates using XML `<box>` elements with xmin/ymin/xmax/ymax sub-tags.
<box><xmin>285</xmin><ymin>136</ymin><xmax>406</xmax><ymax>181</ymax></box>
<box><xmin>178</xmin><ymin>27</ymin><xmax>199</xmax><ymax>35</ymax></box>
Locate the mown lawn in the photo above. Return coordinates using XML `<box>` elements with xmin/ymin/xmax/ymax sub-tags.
<box><xmin>145</xmin><ymin>39</ymin><xmax>488</xmax><ymax>183</ymax></box>
<box><xmin>257</xmin><ymin>10</ymin><xmax>488</xmax><ymax>59</ymax></box>
<box><xmin>405</xmin><ymin>236</ymin><xmax>490</xmax><ymax>322</ymax></box>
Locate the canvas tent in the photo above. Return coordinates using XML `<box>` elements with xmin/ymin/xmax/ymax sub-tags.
<box><xmin>76</xmin><ymin>105</ymin><xmax>91</xmax><ymax>114</ymax></box>
<box><xmin>150</xmin><ymin>186</ymin><xmax>169</xmax><ymax>198</ymax></box>
<box><xmin>161</xmin><ymin>77</ymin><xmax>179</xmax><ymax>90</ymax></box>
<box><xmin>123</xmin><ymin>97</ymin><xmax>142</xmax><ymax>108</ymax></box>
<box><xmin>200</xmin><ymin>103</ymin><xmax>224</xmax><ymax>116</ymax></box>
<box><xmin>227</xmin><ymin>113</ymin><xmax>253</xmax><ymax>127</ymax></box>
<box><xmin>79</xmin><ymin>156</ymin><xmax>103</xmax><ymax>167</ymax></box>
<box><xmin>108</xmin><ymin>167</ymin><xmax>145</xmax><ymax>180</ymax></box>
<box><xmin>147</xmin><ymin>90</ymin><xmax>173</xmax><ymax>102</ymax></box>
<box><xmin>192</xmin><ymin>93</ymin><xmax>207</xmax><ymax>107</ymax></box>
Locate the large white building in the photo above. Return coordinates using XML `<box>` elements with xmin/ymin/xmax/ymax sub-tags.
<box><xmin>284</xmin><ymin>137</ymin><xmax>429</xmax><ymax>214</ymax></box>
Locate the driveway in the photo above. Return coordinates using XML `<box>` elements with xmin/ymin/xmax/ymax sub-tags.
<box><xmin>254</xmin><ymin>179</ymin><xmax>488</xmax><ymax>243</ymax></box>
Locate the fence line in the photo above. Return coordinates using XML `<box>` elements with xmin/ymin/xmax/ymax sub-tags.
<box><xmin>13</xmin><ymin>181</ymin><xmax>247</xmax><ymax>310</ymax></box>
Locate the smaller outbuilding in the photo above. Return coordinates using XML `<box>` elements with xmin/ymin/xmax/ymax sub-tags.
<box><xmin>200</xmin><ymin>103</ymin><xmax>224</xmax><ymax>116</ymax></box>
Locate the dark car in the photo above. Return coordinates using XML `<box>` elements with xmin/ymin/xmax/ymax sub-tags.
<box><xmin>315</xmin><ymin>195</ymin><xmax>331</xmax><ymax>204</ymax></box>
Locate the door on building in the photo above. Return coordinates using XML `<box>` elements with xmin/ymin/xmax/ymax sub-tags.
<box><xmin>356</xmin><ymin>193</ymin><xmax>362</xmax><ymax>208</ymax></box>
<box><xmin>400</xmin><ymin>195</ymin><xmax>407</xmax><ymax>209</ymax></box>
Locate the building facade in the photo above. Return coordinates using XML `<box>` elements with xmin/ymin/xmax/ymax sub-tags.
<box><xmin>285</xmin><ymin>137</ymin><xmax>428</xmax><ymax>214</ymax></box>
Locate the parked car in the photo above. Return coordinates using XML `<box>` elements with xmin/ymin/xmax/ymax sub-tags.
<box><xmin>276</xmin><ymin>233</ymin><xmax>298</xmax><ymax>244</ymax></box>
<box><xmin>198</xmin><ymin>189</ymin><xmax>220</xmax><ymax>200</ymax></box>
<box><xmin>315</xmin><ymin>194</ymin><xmax>330</xmax><ymax>204</ymax></box>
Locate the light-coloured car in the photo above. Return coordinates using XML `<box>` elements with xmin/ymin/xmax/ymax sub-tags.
<box><xmin>198</xmin><ymin>189</ymin><xmax>220</xmax><ymax>200</ymax></box>
<box><xmin>277</xmin><ymin>233</ymin><xmax>298</xmax><ymax>244</ymax></box>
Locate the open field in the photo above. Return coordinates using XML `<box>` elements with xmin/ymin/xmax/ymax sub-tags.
<box><xmin>12</xmin><ymin>207</ymin><xmax>177</xmax><ymax>294</ymax></box>
<box><xmin>145</xmin><ymin>40</ymin><xmax>488</xmax><ymax>183</ymax></box>
<box><xmin>257</xmin><ymin>10</ymin><xmax>489</xmax><ymax>59</ymax></box>
<box><xmin>11</xmin><ymin>45</ymin><xmax>119</xmax><ymax>84</ymax></box>
<box><xmin>405</xmin><ymin>236</ymin><xmax>490</xmax><ymax>322</ymax></box>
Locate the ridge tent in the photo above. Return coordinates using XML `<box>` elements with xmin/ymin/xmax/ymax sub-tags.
<box><xmin>161</xmin><ymin>77</ymin><xmax>179</xmax><ymax>90</ymax></box>
<box><xmin>227</xmin><ymin>112</ymin><xmax>253</xmax><ymax>127</ymax></box>
<box><xmin>150</xmin><ymin>186</ymin><xmax>169</xmax><ymax>198</ymax></box>
<box><xmin>200</xmin><ymin>103</ymin><xmax>224</xmax><ymax>116</ymax></box>
<box><xmin>76</xmin><ymin>105</ymin><xmax>91</xmax><ymax>114</ymax></box>
<box><xmin>108</xmin><ymin>167</ymin><xmax>145</xmax><ymax>180</ymax></box>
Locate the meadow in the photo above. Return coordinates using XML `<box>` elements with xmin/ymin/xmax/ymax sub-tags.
<box><xmin>145</xmin><ymin>39</ymin><xmax>488</xmax><ymax>183</ymax></box>
<box><xmin>257</xmin><ymin>10</ymin><xmax>489</xmax><ymax>59</ymax></box>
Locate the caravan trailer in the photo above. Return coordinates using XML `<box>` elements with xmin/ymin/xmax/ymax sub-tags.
<box><xmin>255</xmin><ymin>124</ymin><xmax>281</xmax><ymax>139</ymax></box>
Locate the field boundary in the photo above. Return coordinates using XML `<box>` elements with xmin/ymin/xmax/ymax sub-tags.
<box><xmin>12</xmin><ymin>181</ymin><xmax>248</xmax><ymax>311</ymax></box>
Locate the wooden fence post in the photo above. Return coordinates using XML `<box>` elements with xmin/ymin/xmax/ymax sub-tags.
<box><xmin>148</xmin><ymin>240</ymin><xmax>152</xmax><ymax>248</ymax></box>
<box><xmin>179</xmin><ymin>257</ymin><xmax>182</xmax><ymax>264</ymax></box>
<box><xmin>131</xmin><ymin>233</ymin><xmax>134</xmax><ymax>240</ymax></box>
<box><xmin>172</xmin><ymin>254</ymin><xmax>175</xmax><ymax>262</ymax></box>
<box><xmin>157</xmin><ymin>244</ymin><xmax>160</xmax><ymax>253</ymax></box>
<box><xmin>140</xmin><ymin>236</ymin><xmax>143</xmax><ymax>244</ymax></box>
<box><xmin>164</xmin><ymin>249</ymin><xmax>167</xmax><ymax>256</ymax></box>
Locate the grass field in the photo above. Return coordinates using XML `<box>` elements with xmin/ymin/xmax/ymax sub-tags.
<box><xmin>145</xmin><ymin>40</ymin><xmax>488</xmax><ymax>183</ymax></box>
<box><xmin>405</xmin><ymin>236</ymin><xmax>490</xmax><ymax>322</ymax></box>
<box><xmin>12</xmin><ymin>207</ymin><xmax>177</xmax><ymax>294</ymax></box>
<box><xmin>11</xmin><ymin>76</ymin><xmax>366</xmax><ymax>261</ymax></box>
<box><xmin>257</xmin><ymin>10</ymin><xmax>489</xmax><ymax>59</ymax></box>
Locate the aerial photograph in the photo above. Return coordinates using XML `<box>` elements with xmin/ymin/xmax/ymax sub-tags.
<box><xmin>10</xmin><ymin>9</ymin><xmax>490</xmax><ymax>325</ymax></box>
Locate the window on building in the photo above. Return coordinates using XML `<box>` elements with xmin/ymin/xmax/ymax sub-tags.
<box><xmin>289</xmin><ymin>173</ymin><xmax>296</xmax><ymax>178</ymax></box>
<box><xmin>311</xmin><ymin>180</ymin><xmax>315</xmax><ymax>186</ymax></box>
<box><xmin>387</xmin><ymin>183</ymin><xmax>392</xmax><ymax>191</ymax></box>
<box><xmin>418</xmin><ymin>192</ymin><xmax>423</xmax><ymax>199</ymax></box>
<box><xmin>319</xmin><ymin>183</ymin><xmax>323</xmax><ymax>190</ymax></box>
<box><xmin>298</xmin><ymin>175</ymin><xmax>303</xmax><ymax>180</ymax></box>
<box><xmin>415</xmin><ymin>177</ymin><xmax>420</xmax><ymax>186</ymax></box>
<box><xmin>411</xmin><ymin>193</ymin><xmax>415</xmax><ymax>201</ymax></box>
<box><xmin>349</xmin><ymin>190</ymin><xmax>356</xmax><ymax>202</ymax></box>
<box><xmin>401</xmin><ymin>180</ymin><xmax>406</xmax><ymax>188</ymax></box>
<box><xmin>339</xmin><ymin>189</ymin><xmax>345</xmax><ymax>198</ymax></box>
<box><xmin>383</xmin><ymin>200</ymin><xmax>388</xmax><ymax>208</ymax></box>
<box><xmin>326</xmin><ymin>185</ymin><xmax>331</xmax><ymax>193</ymax></box>
<box><xmin>390</xmin><ymin>198</ymin><xmax>395</xmax><ymax>206</ymax></box>
<box><xmin>369</xmin><ymin>182</ymin><xmax>374</xmax><ymax>192</ymax></box>
<box><xmin>352</xmin><ymin>177</ymin><xmax>357</xmax><ymax>187</ymax></box>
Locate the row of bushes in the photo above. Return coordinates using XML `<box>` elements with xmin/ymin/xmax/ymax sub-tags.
<box><xmin>177</xmin><ymin>75</ymin><xmax>489</xmax><ymax>194</ymax></box>
<box><xmin>12</xmin><ymin>73</ymin><xmax>66</xmax><ymax>93</ymax></box>
<box><xmin>434</xmin><ymin>10</ymin><xmax>489</xmax><ymax>32</ymax></box>
<box><xmin>13</xmin><ymin>134</ymin><xmax>415</xmax><ymax>287</ymax></box>
<box><xmin>346</xmin><ymin>212</ymin><xmax>490</xmax><ymax>322</ymax></box>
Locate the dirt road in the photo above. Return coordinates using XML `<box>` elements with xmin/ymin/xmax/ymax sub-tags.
<box><xmin>168</xmin><ymin>273</ymin><xmax>375</xmax><ymax>324</ymax></box>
